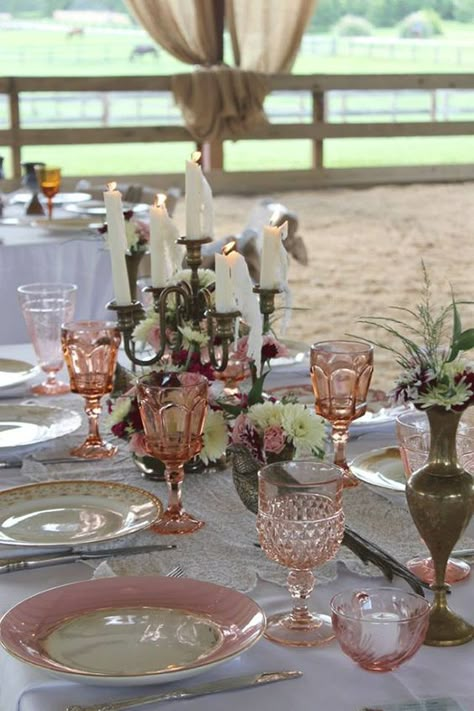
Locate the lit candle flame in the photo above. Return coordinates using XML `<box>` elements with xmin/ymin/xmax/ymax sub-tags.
<box><xmin>191</xmin><ymin>151</ymin><xmax>201</xmax><ymax>164</ymax></box>
<box><xmin>154</xmin><ymin>193</ymin><xmax>167</xmax><ymax>208</ymax></box>
<box><xmin>222</xmin><ymin>240</ymin><xmax>236</xmax><ymax>256</ymax></box>
<box><xmin>107</xmin><ymin>181</ymin><xmax>117</xmax><ymax>192</ymax></box>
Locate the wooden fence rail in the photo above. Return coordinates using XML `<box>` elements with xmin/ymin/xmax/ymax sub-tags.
<box><xmin>1</xmin><ymin>73</ymin><xmax>474</xmax><ymax>193</ymax></box>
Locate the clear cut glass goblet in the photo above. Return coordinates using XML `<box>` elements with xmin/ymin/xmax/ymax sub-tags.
<box><xmin>257</xmin><ymin>460</ymin><xmax>345</xmax><ymax>647</ymax></box>
<box><xmin>18</xmin><ymin>282</ymin><xmax>77</xmax><ymax>395</ymax></box>
<box><xmin>137</xmin><ymin>372</ymin><xmax>208</xmax><ymax>535</ymax></box>
<box><xmin>61</xmin><ymin>320</ymin><xmax>121</xmax><ymax>459</ymax></box>
<box><xmin>310</xmin><ymin>340</ymin><xmax>374</xmax><ymax>488</ymax></box>
<box><xmin>396</xmin><ymin>409</ymin><xmax>473</xmax><ymax>585</ymax></box>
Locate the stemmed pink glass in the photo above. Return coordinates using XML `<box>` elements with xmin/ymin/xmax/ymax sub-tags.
<box><xmin>310</xmin><ymin>340</ymin><xmax>374</xmax><ymax>488</ymax></box>
<box><xmin>18</xmin><ymin>282</ymin><xmax>77</xmax><ymax>395</ymax></box>
<box><xmin>61</xmin><ymin>320</ymin><xmax>121</xmax><ymax>459</ymax></box>
<box><xmin>257</xmin><ymin>460</ymin><xmax>345</xmax><ymax>647</ymax></box>
<box><xmin>137</xmin><ymin>372</ymin><xmax>208</xmax><ymax>535</ymax></box>
<box><xmin>396</xmin><ymin>409</ymin><xmax>473</xmax><ymax>585</ymax></box>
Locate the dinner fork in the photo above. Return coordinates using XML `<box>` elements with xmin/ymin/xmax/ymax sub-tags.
<box><xmin>166</xmin><ymin>564</ymin><xmax>184</xmax><ymax>578</ymax></box>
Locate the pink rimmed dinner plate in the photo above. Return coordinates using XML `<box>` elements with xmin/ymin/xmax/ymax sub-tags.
<box><xmin>0</xmin><ymin>576</ymin><xmax>266</xmax><ymax>686</ymax></box>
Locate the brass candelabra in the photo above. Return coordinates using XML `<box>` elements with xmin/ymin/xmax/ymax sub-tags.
<box><xmin>107</xmin><ymin>237</ymin><xmax>282</xmax><ymax>373</ymax></box>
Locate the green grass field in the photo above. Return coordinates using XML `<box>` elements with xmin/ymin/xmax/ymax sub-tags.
<box><xmin>0</xmin><ymin>22</ymin><xmax>473</xmax><ymax>177</ymax></box>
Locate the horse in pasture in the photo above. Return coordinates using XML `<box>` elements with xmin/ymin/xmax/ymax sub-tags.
<box><xmin>129</xmin><ymin>44</ymin><xmax>159</xmax><ymax>61</ymax></box>
<box><xmin>66</xmin><ymin>27</ymin><xmax>84</xmax><ymax>39</ymax></box>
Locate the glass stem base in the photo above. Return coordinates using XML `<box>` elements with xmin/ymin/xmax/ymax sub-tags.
<box><xmin>32</xmin><ymin>374</ymin><xmax>69</xmax><ymax>396</ymax></box>
<box><xmin>70</xmin><ymin>439</ymin><xmax>117</xmax><ymax>460</ymax></box>
<box><xmin>151</xmin><ymin>508</ymin><xmax>204</xmax><ymax>535</ymax></box>
<box><xmin>264</xmin><ymin>610</ymin><xmax>335</xmax><ymax>647</ymax></box>
<box><xmin>406</xmin><ymin>556</ymin><xmax>470</xmax><ymax>585</ymax></box>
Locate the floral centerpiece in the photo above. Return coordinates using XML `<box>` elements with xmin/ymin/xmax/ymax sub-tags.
<box><xmin>358</xmin><ymin>266</ymin><xmax>474</xmax><ymax>647</ymax></box>
<box><xmin>99</xmin><ymin>209</ymin><xmax>150</xmax><ymax>253</ymax></box>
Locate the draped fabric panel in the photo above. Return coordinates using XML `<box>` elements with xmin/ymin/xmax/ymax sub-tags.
<box><xmin>126</xmin><ymin>0</ymin><xmax>316</xmax><ymax>142</ymax></box>
<box><xmin>226</xmin><ymin>0</ymin><xmax>317</xmax><ymax>73</ymax></box>
<box><xmin>125</xmin><ymin>0</ymin><xmax>220</xmax><ymax>65</ymax></box>
<box><xmin>172</xmin><ymin>66</ymin><xmax>269</xmax><ymax>143</ymax></box>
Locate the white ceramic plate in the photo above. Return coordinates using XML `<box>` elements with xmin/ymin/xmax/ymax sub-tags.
<box><xmin>10</xmin><ymin>192</ymin><xmax>91</xmax><ymax>205</ymax></box>
<box><xmin>270</xmin><ymin>339</ymin><xmax>308</xmax><ymax>368</ymax></box>
<box><xmin>350</xmin><ymin>446</ymin><xmax>406</xmax><ymax>501</ymax></box>
<box><xmin>0</xmin><ymin>480</ymin><xmax>163</xmax><ymax>546</ymax></box>
<box><xmin>65</xmin><ymin>201</ymin><xmax>149</xmax><ymax>216</ymax></box>
<box><xmin>0</xmin><ymin>358</ymin><xmax>39</xmax><ymax>389</ymax></box>
<box><xmin>0</xmin><ymin>575</ymin><xmax>265</xmax><ymax>685</ymax></box>
<box><xmin>31</xmin><ymin>216</ymin><xmax>95</xmax><ymax>234</ymax></box>
<box><xmin>0</xmin><ymin>404</ymin><xmax>81</xmax><ymax>450</ymax></box>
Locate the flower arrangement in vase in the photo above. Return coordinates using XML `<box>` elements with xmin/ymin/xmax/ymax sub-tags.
<box><xmin>358</xmin><ymin>266</ymin><xmax>474</xmax><ymax>647</ymax></box>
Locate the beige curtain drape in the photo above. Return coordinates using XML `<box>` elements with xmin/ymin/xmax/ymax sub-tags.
<box><xmin>126</xmin><ymin>0</ymin><xmax>316</xmax><ymax>142</ymax></box>
<box><xmin>126</xmin><ymin>0</ymin><xmax>220</xmax><ymax>65</ymax></box>
<box><xmin>172</xmin><ymin>66</ymin><xmax>269</xmax><ymax>143</ymax></box>
<box><xmin>227</xmin><ymin>0</ymin><xmax>317</xmax><ymax>73</ymax></box>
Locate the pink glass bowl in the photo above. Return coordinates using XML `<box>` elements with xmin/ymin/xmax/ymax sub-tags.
<box><xmin>330</xmin><ymin>588</ymin><xmax>430</xmax><ymax>672</ymax></box>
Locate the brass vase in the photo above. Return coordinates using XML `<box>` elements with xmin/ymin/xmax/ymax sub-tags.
<box><xmin>406</xmin><ymin>406</ymin><xmax>474</xmax><ymax>646</ymax></box>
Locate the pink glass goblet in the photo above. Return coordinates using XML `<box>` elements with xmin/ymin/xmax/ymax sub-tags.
<box><xmin>61</xmin><ymin>320</ymin><xmax>121</xmax><ymax>459</ymax></box>
<box><xmin>137</xmin><ymin>372</ymin><xmax>208</xmax><ymax>535</ymax></box>
<box><xmin>18</xmin><ymin>282</ymin><xmax>77</xmax><ymax>395</ymax></box>
<box><xmin>257</xmin><ymin>460</ymin><xmax>345</xmax><ymax>647</ymax></box>
<box><xmin>310</xmin><ymin>340</ymin><xmax>374</xmax><ymax>488</ymax></box>
<box><xmin>396</xmin><ymin>410</ymin><xmax>473</xmax><ymax>585</ymax></box>
<box><xmin>330</xmin><ymin>587</ymin><xmax>430</xmax><ymax>672</ymax></box>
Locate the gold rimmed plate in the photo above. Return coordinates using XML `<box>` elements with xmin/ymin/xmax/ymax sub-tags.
<box><xmin>350</xmin><ymin>446</ymin><xmax>406</xmax><ymax>501</ymax></box>
<box><xmin>0</xmin><ymin>480</ymin><xmax>163</xmax><ymax>547</ymax></box>
<box><xmin>0</xmin><ymin>575</ymin><xmax>265</xmax><ymax>686</ymax></box>
<box><xmin>0</xmin><ymin>358</ymin><xmax>39</xmax><ymax>389</ymax></box>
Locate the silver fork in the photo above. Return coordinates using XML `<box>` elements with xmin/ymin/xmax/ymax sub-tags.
<box><xmin>166</xmin><ymin>564</ymin><xmax>184</xmax><ymax>578</ymax></box>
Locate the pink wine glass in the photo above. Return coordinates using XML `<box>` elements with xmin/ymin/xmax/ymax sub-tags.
<box><xmin>62</xmin><ymin>320</ymin><xmax>121</xmax><ymax>459</ymax></box>
<box><xmin>396</xmin><ymin>410</ymin><xmax>473</xmax><ymax>585</ymax></box>
<box><xmin>310</xmin><ymin>340</ymin><xmax>374</xmax><ymax>488</ymax></box>
<box><xmin>137</xmin><ymin>372</ymin><xmax>208</xmax><ymax>535</ymax></box>
<box><xmin>257</xmin><ymin>460</ymin><xmax>345</xmax><ymax>647</ymax></box>
<box><xmin>18</xmin><ymin>282</ymin><xmax>77</xmax><ymax>395</ymax></box>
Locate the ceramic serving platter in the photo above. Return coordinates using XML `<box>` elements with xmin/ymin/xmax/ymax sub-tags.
<box><xmin>10</xmin><ymin>192</ymin><xmax>91</xmax><ymax>205</ymax></box>
<box><xmin>31</xmin><ymin>216</ymin><xmax>95</xmax><ymax>234</ymax></box>
<box><xmin>65</xmin><ymin>200</ymin><xmax>149</xmax><ymax>216</ymax></box>
<box><xmin>0</xmin><ymin>404</ymin><xmax>81</xmax><ymax>450</ymax></box>
<box><xmin>350</xmin><ymin>446</ymin><xmax>407</xmax><ymax>502</ymax></box>
<box><xmin>0</xmin><ymin>575</ymin><xmax>265</xmax><ymax>686</ymax></box>
<box><xmin>0</xmin><ymin>358</ymin><xmax>39</xmax><ymax>389</ymax></box>
<box><xmin>0</xmin><ymin>480</ymin><xmax>163</xmax><ymax>546</ymax></box>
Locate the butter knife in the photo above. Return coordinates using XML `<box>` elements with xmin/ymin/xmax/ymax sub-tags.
<box><xmin>66</xmin><ymin>670</ymin><xmax>303</xmax><ymax>711</ymax></box>
<box><xmin>0</xmin><ymin>543</ymin><xmax>176</xmax><ymax>574</ymax></box>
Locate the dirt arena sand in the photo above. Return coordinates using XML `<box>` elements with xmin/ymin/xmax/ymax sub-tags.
<box><xmin>176</xmin><ymin>182</ymin><xmax>474</xmax><ymax>392</ymax></box>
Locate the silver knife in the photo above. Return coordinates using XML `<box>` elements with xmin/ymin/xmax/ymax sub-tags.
<box><xmin>0</xmin><ymin>543</ymin><xmax>176</xmax><ymax>574</ymax></box>
<box><xmin>451</xmin><ymin>548</ymin><xmax>474</xmax><ymax>559</ymax></box>
<box><xmin>66</xmin><ymin>670</ymin><xmax>303</xmax><ymax>711</ymax></box>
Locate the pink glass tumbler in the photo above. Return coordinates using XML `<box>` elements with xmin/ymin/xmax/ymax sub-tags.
<box><xmin>62</xmin><ymin>320</ymin><xmax>121</xmax><ymax>459</ymax></box>
<box><xmin>310</xmin><ymin>340</ymin><xmax>374</xmax><ymax>488</ymax></box>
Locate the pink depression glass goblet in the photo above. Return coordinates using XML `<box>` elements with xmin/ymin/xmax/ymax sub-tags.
<box><xmin>137</xmin><ymin>372</ymin><xmax>208</xmax><ymax>535</ymax></box>
<box><xmin>310</xmin><ymin>340</ymin><xmax>374</xmax><ymax>488</ymax></box>
<box><xmin>257</xmin><ymin>460</ymin><xmax>345</xmax><ymax>647</ymax></box>
<box><xmin>61</xmin><ymin>320</ymin><xmax>121</xmax><ymax>459</ymax></box>
<box><xmin>396</xmin><ymin>410</ymin><xmax>473</xmax><ymax>585</ymax></box>
<box><xmin>330</xmin><ymin>587</ymin><xmax>430</xmax><ymax>672</ymax></box>
<box><xmin>18</xmin><ymin>282</ymin><xmax>77</xmax><ymax>395</ymax></box>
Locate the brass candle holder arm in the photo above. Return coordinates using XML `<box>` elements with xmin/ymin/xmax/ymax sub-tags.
<box><xmin>206</xmin><ymin>308</ymin><xmax>242</xmax><ymax>373</ymax></box>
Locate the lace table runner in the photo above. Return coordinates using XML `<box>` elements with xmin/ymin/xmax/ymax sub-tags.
<box><xmin>16</xmin><ymin>411</ymin><xmax>474</xmax><ymax>593</ymax></box>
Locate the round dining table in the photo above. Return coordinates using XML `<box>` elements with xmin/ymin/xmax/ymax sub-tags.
<box><xmin>0</xmin><ymin>199</ymin><xmax>113</xmax><ymax>345</ymax></box>
<box><xmin>0</xmin><ymin>344</ymin><xmax>473</xmax><ymax>711</ymax></box>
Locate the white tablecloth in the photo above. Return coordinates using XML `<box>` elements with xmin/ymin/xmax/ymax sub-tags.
<box><xmin>0</xmin><ymin>345</ymin><xmax>473</xmax><ymax>711</ymax></box>
<box><xmin>0</xmin><ymin>208</ymin><xmax>113</xmax><ymax>345</ymax></box>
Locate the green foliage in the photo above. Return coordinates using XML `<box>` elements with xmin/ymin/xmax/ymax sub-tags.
<box><xmin>334</xmin><ymin>14</ymin><xmax>374</xmax><ymax>36</ymax></box>
<box><xmin>453</xmin><ymin>0</ymin><xmax>474</xmax><ymax>21</ymax></box>
<box><xmin>399</xmin><ymin>9</ymin><xmax>444</xmax><ymax>37</ymax></box>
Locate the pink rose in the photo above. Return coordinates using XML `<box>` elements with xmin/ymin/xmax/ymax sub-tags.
<box><xmin>180</xmin><ymin>372</ymin><xmax>205</xmax><ymax>387</ymax></box>
<box><xmin>231</xmin><ymin>413</ymin><xmax>264</xmax><ymax>463</ymax></box>
<box><xmin>148</xmin><ymin>326</ymin><xmax>161</xmax><ymax>351</ymax></box>
<box><xmin>128</xmin><ymin>432</ymin><xmax>149</xmax><ymax>457</ymax></box>
<box><xmin>263</xmin><ymin>425</ymin><xmax>286</xmax><ymax>454</ymax></box>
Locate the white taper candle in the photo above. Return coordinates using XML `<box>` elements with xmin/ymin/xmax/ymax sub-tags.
<box><xmin>103</xmin><ymin>182</ymin><xmax>131</xmax><ymax>305</ymax></box>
